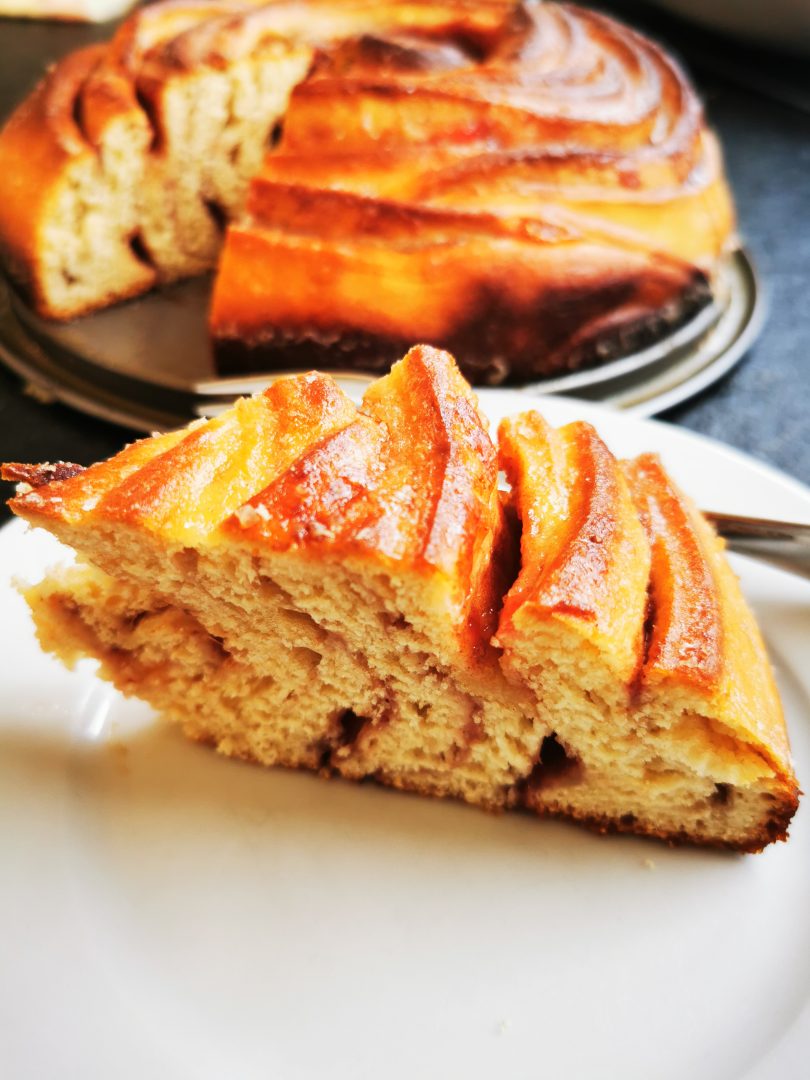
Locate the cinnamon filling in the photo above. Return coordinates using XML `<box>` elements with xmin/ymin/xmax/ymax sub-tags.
<box><xmin>527</xmin><ymin>732</ymin><xmax>583</xmax><ymax>791</ymax></box>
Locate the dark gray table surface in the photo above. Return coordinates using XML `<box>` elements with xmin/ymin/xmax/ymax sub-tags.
<box><xmin>0</xmin><ymin>4</ymin><xmax>808</xmax><ymax>524</ymax></box>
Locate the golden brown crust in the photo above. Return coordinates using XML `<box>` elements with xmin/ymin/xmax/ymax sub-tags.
<box><xmin>1</xmin><ymin>461</ymin><xmax>85</xmax><ymax>488</ymax></box>
<box><xmin>223</xmin><ymin>345</ymin><xmax>510</xmax><ymax>654</ymax></box>
<box><xmin>210</xmin><ymin>178</ymin><xmax>710</xmax><ymax>382</ymax></box>
<box><xmin>7</xmin><ymin>428</ymin><xmax>188</xmax><ymax>528</ymax></box>
<box><xmin>522</xmin><ymin>796</ymin><xmax>798</xmax><ymax>855</ymax></box>
<box><xmin>92</xmin><ymin>375</ymin><xmax>356</xmax><ymax>540</ymax></box>
<box><xmin>8</xmin><ymin>374</ymin><xmax>359</xmax><ymax>552</ymax></box>
<box><xmin>496</xmin><ymin>411</ymin><xmax>650</xmax><ymax>683</ymax></box>
<box><xmin>624</xmin><ymin>454</ymin><xmax>724</xmax><ymax>692</ymax></box>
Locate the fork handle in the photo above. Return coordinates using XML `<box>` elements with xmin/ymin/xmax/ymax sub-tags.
<box><xmin>705</xmin><ymin>512</ymin><xmax>810</xmax><ymax>580</ymax></box>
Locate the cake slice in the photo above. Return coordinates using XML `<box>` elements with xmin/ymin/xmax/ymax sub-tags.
<box><xmin>4</xmin><ymin>348</ymin><xmax>800</xmax><ymax>850</ymax></box>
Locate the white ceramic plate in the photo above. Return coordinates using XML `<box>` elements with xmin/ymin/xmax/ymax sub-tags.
<box><xmin>1</xmin><ymin>395</ymin><xmax>809</xmax><ymax>1080</ymax></box>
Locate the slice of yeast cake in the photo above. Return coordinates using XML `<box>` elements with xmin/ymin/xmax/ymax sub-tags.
<box><xmin>4</xmin><ymin>347</ymin><xmax>800</xmax><ymax>849</ymax></box>
<box><xmin>497</xmin><ymin>414</ymin><xmax>799</xmax><ymax>851</ymax></box>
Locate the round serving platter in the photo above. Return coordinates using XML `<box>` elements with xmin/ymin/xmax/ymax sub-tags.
<box><xmin>0</xmin><ymin>248</ymin><xmax>763</xmax><ymax>432</ymax></box>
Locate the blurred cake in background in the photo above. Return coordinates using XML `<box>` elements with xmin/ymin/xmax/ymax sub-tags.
<box><xmin>0</xmin><ymin>1</ymin><xmax>736</xmax><ymax>383</ymax></box>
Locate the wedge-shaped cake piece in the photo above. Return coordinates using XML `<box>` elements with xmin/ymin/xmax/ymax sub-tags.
<box><xmin>4</xmin><ymin>348</ymin><xmax>799</xmax><ymax>850</ymax></box>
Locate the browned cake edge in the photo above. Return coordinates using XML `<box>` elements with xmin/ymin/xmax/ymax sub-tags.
<box><xmin>213</xmin><ymin>275</ymin><xmax>712</xmax><ymax>385</ymax></box>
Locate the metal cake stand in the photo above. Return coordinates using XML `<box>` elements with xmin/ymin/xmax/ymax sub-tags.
<box><xmin>0</xmin><ymin>249</ymin><xmax>764</xmax><ymax>432</ymax></box>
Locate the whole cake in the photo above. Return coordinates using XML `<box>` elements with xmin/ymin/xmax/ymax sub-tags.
<box><xmin>0</xmin><ymin>1</ymin><xmax>735</xmax><ymax>382</ymax></box>
<box><xmin>3</xmin><ymin>346</ymin><xmax>799</xmax><ymax>850</ymax></box>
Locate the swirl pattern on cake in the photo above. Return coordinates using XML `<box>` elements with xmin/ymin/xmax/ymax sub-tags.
<box><xmin>0</xmin><ymin>1</ymin><xmax>735</xmax><ymax>381</ymax></box>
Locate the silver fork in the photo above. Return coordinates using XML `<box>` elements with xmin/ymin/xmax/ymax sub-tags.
<box><xmin>706</xmin><ymin>513</ymin><xmax>810</xmax><ymax>580</ymax></box>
